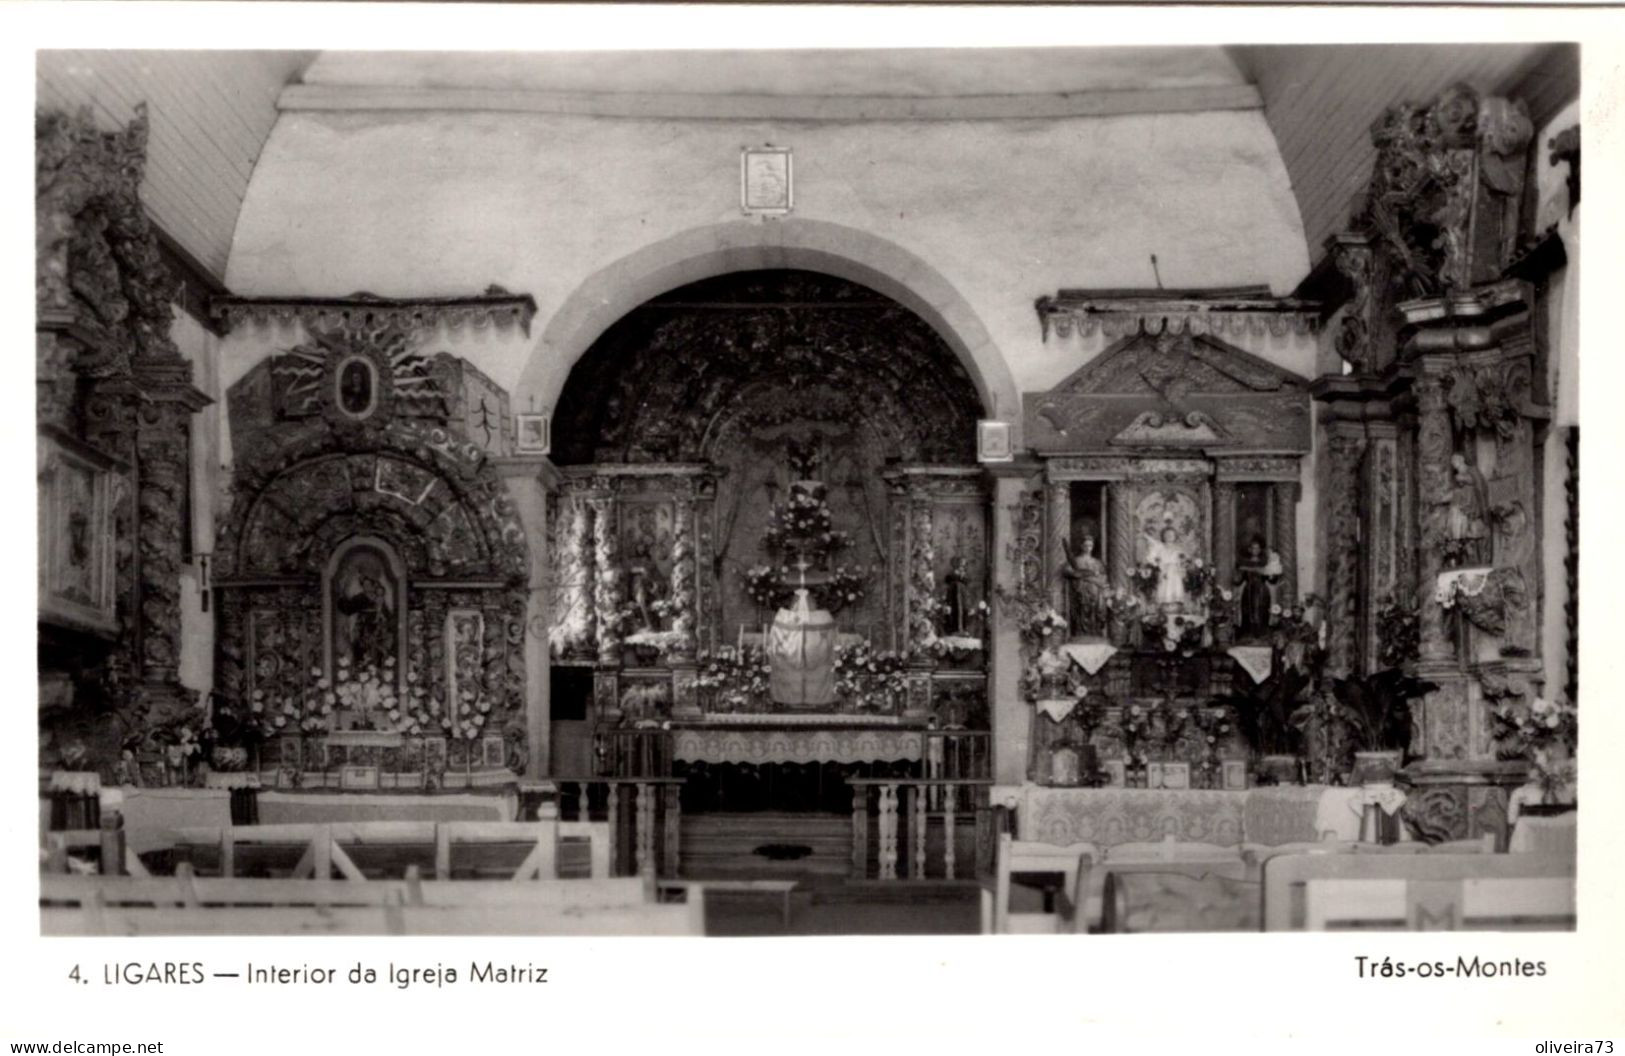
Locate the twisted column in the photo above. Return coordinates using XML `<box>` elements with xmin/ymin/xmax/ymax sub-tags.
<box><xmin>669</xmin><ymin>490</ymin><xmax>697</xmax><ymax>662</ymax></box>
<box><xmin>1414</xmin><ymin>375</ymin><xmax>1455</xmax><ymax>662</ymax></box>
<box><xmin>556</xmin><ymin>490</ymin><xmax>596</xmax><ymax>659</ymax></box>
<box><xmin>1212</xmin><ymin>480</ymin><xmax>1237</xmax><ymax>587</ymax></box>
<box><xmin>1273</xmin><ymin>480</ymin><xmax>1300</xmax><ymax>606</ymax></box>
<box><xmin>1106</xmin><ymin>482</ymin><xmax>1133</xmax><ymax>589</ymax></box>
<box><xmin>590</xmin><ymin>492</ymin><xmax>622</xmax><ymax>665</ymax></box>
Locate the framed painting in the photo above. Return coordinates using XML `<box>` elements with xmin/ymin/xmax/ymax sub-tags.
<box><xmin>741</xmin><ymin>146</ymin><xmax>793</xmax><ymax>214</ymax></box>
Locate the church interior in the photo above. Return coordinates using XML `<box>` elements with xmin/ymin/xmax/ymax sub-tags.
<box><xmin>35</xmin><ymin>43</ymin><xmax>1581</xmax><ymax>937</ymax></box>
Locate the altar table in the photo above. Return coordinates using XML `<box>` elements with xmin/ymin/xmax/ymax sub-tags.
<box><xmin>998</xmin><ymin>785</ymin><xmax>1372</xmax><ymax>848</ymax></box>
<box><xmin>672</xmin><ymin>727</ymin><xmax>923</xmax><ymax>765</ymax></box>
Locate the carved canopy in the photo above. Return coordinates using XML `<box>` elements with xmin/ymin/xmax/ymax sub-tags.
<box><xmin>552</xmin><ymin>271</ymin><xmax>984</xmax><ymax>465</ymax></box>
<box><xmin>1023</xmin><ymin>329</ymin><xmax>1312</xmax><ymax>454</ymax></box>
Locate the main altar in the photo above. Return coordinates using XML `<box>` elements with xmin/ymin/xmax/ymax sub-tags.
<box><xmin>546</xmin><ymin>272</ymin><xmax>993</xmax><ymax>811</ymax></box>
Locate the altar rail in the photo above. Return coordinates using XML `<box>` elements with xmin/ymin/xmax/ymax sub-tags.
<box><xmin>847</xmin><ymin>778</ymin><xmax>995</xmax><ymax>881</ymax></box>
<box><xmin>550</xmin><ymin>777</ymin><xmax>685</xmax><ymax>879</ymax></box>
<box><xmin>923</xmin><ymin>730</ymin><xmax>992</xmax><ymax>783</ymax></box>
<box><xmin>597</xmin><ymin>728</ymin><xmax>673</xmax><ymax>778</ymax></box>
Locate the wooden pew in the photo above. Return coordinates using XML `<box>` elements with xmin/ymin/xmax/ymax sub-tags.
<box><xmin>992</xmin><ymin>832</ymin><xmax>1095</xmax><ymax>933</ymax></box>
<box><xmin>1263</xmin><ymin>852</ymin><xmax>1577</xmax><ymax>931</ymax></box>
<box><xmin>40</xmin><ymin>869</ymin><xmax>695</xmax><ymax>936</ymax></box>
<box><xmin>172</xmin><ymin>821</ymin><xmax>599</xmax><ymax>882</ymax></box>
<box><xmin>41</xmin><ymin>829</ymin><xmax>151</xmax><ymax>878</ymax></box>
<box><xmin>1303</xmin><ymin>876</ymin><xmax>1576</xmax><ymax>931</ymax></box>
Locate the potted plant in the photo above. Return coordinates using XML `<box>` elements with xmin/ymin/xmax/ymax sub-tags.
<box><xmin>1493</xmin><ymin>696</ymin><xmax>1577</xmax><ymax>812</ymax></box>
<box><xmin>1325</xmin><ymin>669</ymin><xmax>1437</xmax><ymax>784</ymax></box>
<box><xmin>1213</xmin><ymin>662</ymin><xmax>1312</xmax><ymax>785</ymax></box>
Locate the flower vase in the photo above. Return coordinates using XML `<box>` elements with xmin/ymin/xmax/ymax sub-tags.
<box><xmin>1258</xmin><ymin>753</ymin><xmax>1301</xmax><ymax>786</ymax></box>
<box><xmin>1350</xmin><ymin>749</ymin><xmax>1403</xmax><ymax>786</ymax></box>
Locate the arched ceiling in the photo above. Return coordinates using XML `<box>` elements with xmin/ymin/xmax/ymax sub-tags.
<box><xmin>36</xmin><ymin>46</ymin><xmax>1575</xmax><ymax>288</ymax></box>
<box><xmin>37</xmin><ymin>49</ymin><xmax>318</xmax><ymax>279</ymax></box>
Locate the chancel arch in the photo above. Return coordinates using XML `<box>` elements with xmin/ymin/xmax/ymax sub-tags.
<box><xmin>548</xmin><ymin>269</ymin><xmax>995</xmax><ymax>818</ymax></box>
<box><xmin>516</xmin><ymin>218</ymin><xmax>1020</xmax><ymax>433</ymax></box>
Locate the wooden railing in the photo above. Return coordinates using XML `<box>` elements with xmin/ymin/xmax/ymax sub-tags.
<box><xmin>596</xmin><ymin>727</ymin><xmax>673</xmax><ymax>778</ymax></box>
<box><xmin>847</xmin><ymin>778</ymin><xmax>995</xmax><ymax>881</ymax></box>
<box><xmin>923</xmin><ymin>730</ymin><xmax>992</xmax><ymax>787</ymax></box>
<box><xmin>547</xmin><ymin>777</ymin><xmax>685</xmax><ymax>879</ymax></box>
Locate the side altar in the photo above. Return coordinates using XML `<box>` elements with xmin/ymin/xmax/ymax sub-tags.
<box><xmin>1015</xmin><ymin>291</ymin><xmax>1323</xmax><ymax>792</ymax></box>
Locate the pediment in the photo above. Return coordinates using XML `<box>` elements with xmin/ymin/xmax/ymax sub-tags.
<box><xmin>1023</xmin><ymin>331</ymin><xmax>1312</xmax><ymax>454</ymax></box>
<box><xmin>1047</xmin><ymin>331</ymin><xmax>1306</xmax><ymax>397</ymax></box>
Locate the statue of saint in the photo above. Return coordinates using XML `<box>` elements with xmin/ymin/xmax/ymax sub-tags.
<box><xmin>334</xmin><ymin>548</ymin><xmax>396</xmax><ymax>671</ymax></box>
<box><xmin>1062</xmin><ymin>530</ymin><xmax>1107</xmax><ymax>637</ymax></box>
<box><xmin>942</xmin><ymin>555</ymin><xmax>972</xmax><ymax>635</ymax></box>
<box><xmin>1236</xmin><ymin>535</ymin><xmax>1281</xmax><ymax>637</ymax></box>
<box><xmin>1147</xmin><ymin>525</ymin><xmax>1187</xmax><ymax>607</ymax></box>
<box><xmin>1447</xmin><ymin>453</ymin><xmax>1491</xmax><ymax>567</ymax></box>
<box><xmin>625</xmin><ymin>539</ymin><xmax>667</xmax><ymax>632</ymax></box>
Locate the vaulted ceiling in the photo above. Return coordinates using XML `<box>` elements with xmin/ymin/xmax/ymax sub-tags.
<box><xmin>35</xmin><ymin>45</ymin><xmax>1576</xmax><ymax>289</ymax></box>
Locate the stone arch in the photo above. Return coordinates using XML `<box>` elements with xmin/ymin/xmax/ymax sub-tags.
<box><xmin>515</xmin><ymin>218</ymin><xmax>1021</xmax><ymax>434</ymax></box>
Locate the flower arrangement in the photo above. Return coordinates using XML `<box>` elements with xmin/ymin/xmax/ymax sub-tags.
<box><xmin>743</xmin><ymin>563</ymin><xmax>797</xmax><ymax>610</ymax></box>
<box><xmin>1190</xmin><ymin>706</ymin><xmax>1235</xmax><ymax>787</ymax></box>
<box><xmin>1375</xmin><ymin>593</ymin><xmax>1420</xmax><ymax>668</ymax></box>
<box><xmin>696</xmin><ymin>647</ymin><xmax>772</xmax><ymax>712</ymax></box>
<box><xmin>1182</xmin><ymin>555</ymin><xmax>1217</xmax><ymax>596</ymax></box>
<box><xmin>1115</xmin><ymin>702</ymin><xmax>1152</xmax><ymax>777</ymax></box>
<box><xmin>389</xmin><ymin>669</ymin><xmax>439</xmax><ymax>736</ymax></box>
<box><xmin>1129</xmin><ymin>561</ymin><xmax>1160</xmax><ymax>596</ymax></box>
<box><xmin>1493</xmin><ymin>696</ymin><xmax>1578</xmax><ymax>804</ymax></box>
<box><xmin>833</xmin><ymin>639</ymin><xmax>909</xmax><ymax>708</ymax></box>
<box><xmin>619</xmin><ymin>682</ymin><xmax>671</xmax><ymax>719</ymax></box>
<box><xmin>812</xmin><ymin>565</ymin><xmax>870</xmax><ymax>614</ymax></box>
<box><xmin>334</xmin><ymin>656</ymin><xmax>401</xmax><ymax>730</ymax></box>
<box><xmin>1149</xmin><ymin>699</ymin><xmax>1191</xmax><ymax>754</ymax></box>
<box><xmin>763</xmin><ymin>489</ymin><xmax>852</xmax><ymax>556</ymax></box>
<box><xmin>443</xmin><ymin>684</ymin><xmax>497</xmax><ymax>741</ymax></box>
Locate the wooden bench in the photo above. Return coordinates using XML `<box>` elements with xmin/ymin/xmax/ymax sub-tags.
<box><xmin>1263</xmin><ymin>852</ymin><xmax>1577</xmax><ymax>931</ymax></box>
<box><xmin>660</xmin><ymin>879</ymin><xmax>798</xmax><ymax>930</ymax></box>
<box><xmin>992</xmin><ymin>832</ymin><xmax>1095</xmax><ymax>933</ymax></box>
<box><xmin>1304</xmin><ymin>876</ymin><xmax>1576</xmax><ymax>930</ymax></box>
<box><xmin>40</xmin><ymin>868</ymin><xmax>694</xmax><ymax>936</ymax></box>
<box><xmin>170</xmin><ymin>820</ymin><xmax>603</xmax><ymax>881</ymax></box>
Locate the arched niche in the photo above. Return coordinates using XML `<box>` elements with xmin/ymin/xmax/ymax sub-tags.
<box><xmin>322</xmin><ymin>536</ymin><xmax>410</xmax><ymax>696</ymax></box>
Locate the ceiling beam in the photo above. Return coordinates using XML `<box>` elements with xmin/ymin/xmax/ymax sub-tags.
<box><xmin>277</xmin><ymin>82</ymin><xmax>1262</xmax><ymax>122</ymax></box>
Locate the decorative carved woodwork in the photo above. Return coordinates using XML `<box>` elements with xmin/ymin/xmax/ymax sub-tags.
<box><xmin>1024</xmin><ymin>328</ymin><xmax>1313</xmax><ymax>455</ymax></box>
<box><xmin>1034</xmin><ymin>289</ymin><xmax>1318</xmax><ymax>343</ymax></box>
<box><xmin>1548</xmin><ymin>124</ymin><xmax>1579</xmax><ymax>215</ymax></box>
<box><xmin>212</xmin><ymin>298</ymin><xmax>530</xmax><ymax>769</ymax></box>
<box><xmin>553</xmin><ymin>271</ymin><xmax>980</xmax><ymax>466</ymax></box>
<box><xmin>36</xmin><ymin>106</ymin><xmax>213</xmax><ymax>774</ymax></box>
<box><xmin>1355</xmin><ymin>84</ymin><xmax>1533</xmax><ymax>298</ymax></box>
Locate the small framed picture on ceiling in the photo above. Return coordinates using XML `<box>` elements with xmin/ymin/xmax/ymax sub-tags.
<box><xmin>741</xmin><ymin>146</ymin><xmax>793</xmax><ymax>214</ymax></box>
<box><xmin>977</xmin><ymin>420</ymin><xmax>1013</xmax><ymax>463</ymax></box>
<box><xmin>515</xmin><ymin>413</ymin><xmax>550</xmax><ymax>455</ymax></box>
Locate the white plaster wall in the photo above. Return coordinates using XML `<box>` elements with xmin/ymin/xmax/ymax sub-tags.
<box><xmin>1533</xmin><ymin>99</ymin><xmax>1580</xmax><ymax>703</ymax></box>
<box><xmin>226</xmin><ymin>105</ymin><xmax>1313</xmax><ymax>418</ymax></box>
<box><xmin>171</xmin><ymin>307</ymin><xmax>221</xmax><ymax>697</ymax></box>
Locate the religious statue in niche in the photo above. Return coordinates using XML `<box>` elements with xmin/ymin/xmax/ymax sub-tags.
<box><xmin>1236</xmin><ymin>535</ymin><xmax>1282</xmax><ymax>638</ymax></box>
<box><xmin>1146</xmin><ymin>524</ymin><xmax>1190</xmax><ymax>608</ymax></box>
<box><xmin>942</xmin><ymin>555</ymin><xmax>974</xmax><ymax>635</ymax></box>
<box><xmin>332</xmin><ymin>545</ymin><xmax>399</xmax><ymax>673</ymax></box>
<box><xmin>336</xmin><ymin>356</ymin><xmax>378</xmax><ymax>420</ymax></box>
<box><xmin>1445</xmin><ymin>453</ymin><xmax>1491</xmax><ymax>568</ymax></box>
<box><xmin>625</xmin><ymin>537</ymin><xmax>670</xmax><ymax>634</ymax></box>
<box><xmin>1062</xmin><ymin>524</ymin><xmax>1108</xmax><ymax>637</ymax></box>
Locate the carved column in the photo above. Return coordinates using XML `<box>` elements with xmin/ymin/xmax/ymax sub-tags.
<box><xmin>1046</xmin><ymin>481</ymin><xmax>1069</xmax><ymax>612</ymax></box>
<box><xmin>907</xmin><ymin>498</ymin><xmax>937</xmax><ymax>656</ymax></box>
<box><xmin>589</xmin><ymin>488</ymin><xmax>622</xmax><ymax>666</ymax></box>
<box><xmin>1320</xmin><ymin>432</ymin><xmax>1364</xmax><ymax>676</ymax></box>
<box><xmin>1272</xmin><ymin>480</ymin><xmax>1300</xmax><ymax>608</ymax></box>
<box><xmin>1212</xmin><ymin>480</ymin><xmax>1237</xmax><ymax>587</ymax></box>
<box><xmin>1106</xmin><ymin>481</ymin><xmax>1133</xmax><ymax>588</ymax></box>
<box><xmin>558</xmin><ymin>487</ymin><xmax>596</xmax><ymax>659</ymax></box>
<box><xmin>669</xmin><ymin>484</ymin><xmax>698</xmax><ymax>662</ymax></box>
<box><xmin>493</xmin><ymin>455</ymin><xmax>556</xmax><ymax>778</ymax></box>
<box><xmin>1414</xmin><ymin>374</ymin><xmax>1455</xmax><ymax>663</ymax></box>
